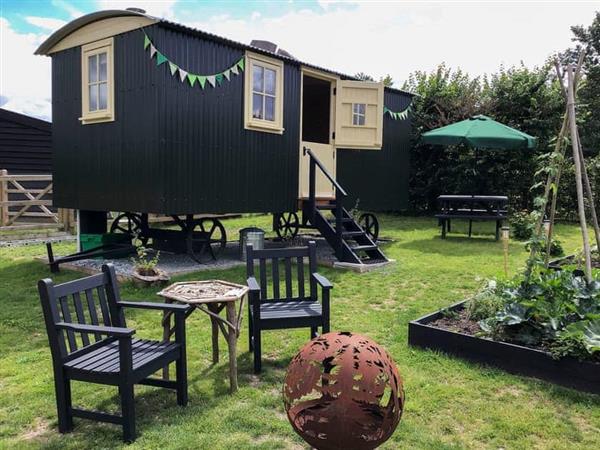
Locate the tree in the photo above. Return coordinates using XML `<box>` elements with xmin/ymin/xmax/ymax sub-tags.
<box><xmin>354</xmin><ymin>72</ymin><xmax>393</xmax><ymax>86</ymax></box>
<box><xmin>402</xmin><ymin>63</ymin><xmax>564</xmax><ymax>211</ymax></box>
<box><xmin>354</xmin><ymin>72</ymin><xmax>374</xmax><ymax>81</ymax></box>
<box><xmin>380</xmin><ymin>74</ymin><xmax>394</xmax><ymax>87</ymax></box>
<box><xmin>483</xmin><ymin>63</ymin><xmax>563</xmax><ymax>208</ymax></box>
<box><xmin>402</xmin><ymin>64</ymin><xmax>485</xmax><ymax>210</ymax></box>
<box><xmin>568</xmin><ymin>11</ymin><xmax>600</xmax><ymax>156</ymax></box>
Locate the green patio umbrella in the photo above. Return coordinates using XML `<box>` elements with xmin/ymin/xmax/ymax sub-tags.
<box><xmin>421</xmin><ymin>115</ymin><xmax>537</xmax><ymax>149</ymax></box>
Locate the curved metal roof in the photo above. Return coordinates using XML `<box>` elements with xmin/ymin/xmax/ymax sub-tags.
<box><xmin>35</xmin><ymin>9</ymin><xmax>414</xmax><ymax>96</ymax></box>
<box><xmin>35</xmin><ymin>9</ymin><xmax>157</xmax><ymax>55</ymax></box>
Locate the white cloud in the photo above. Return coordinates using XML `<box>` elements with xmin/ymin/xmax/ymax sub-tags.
<box><xmin>182</xmin><ymin>2</ymin><xmax>598</xmax><ymax>86</ymax></box>
<box><xmin>52</xmin><ymin>0</ymin><xmax>85</xmax><ymax>19</ymax></box>
<box><xmin>317</xmin><ymin>0</ymin><xmax>356</xmax><ymax>11</ymax></box>
<box><xmin>25</xmin><ymin>16</ymin><xmax>67</xmax><ymax>32</ymax></box>
<box><xmin>1</xmin><ymin>1</ymin><xmax>597</xmax><ymax>123</ymax></box>
<box><xmin>97</xmin><ymin>0</ymin><xmax>178</xmax><ymax>19</ymax></box>
<box><xmin>0</xmin><ymin>18</ymin><xmax>51</xmax><ymax>120</ymax></box>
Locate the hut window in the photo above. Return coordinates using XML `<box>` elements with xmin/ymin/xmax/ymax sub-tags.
<box><xmin>80</xmin><ymin>38</ymin><xmax>114</xmax><ymax>124</ymax></box>
<box><xmin>352</xmin><ymin>103</ymin><xmax>366</xmax><ymax>126</ymax></box>
<box><xmin>244</xmin><ymin>52</ymin><xmax>284</xmax><ymax>134</ymax></box>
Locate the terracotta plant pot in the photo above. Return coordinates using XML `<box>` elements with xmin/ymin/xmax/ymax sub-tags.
<box><xmin>131</xmin><ymin>268</ymin><xmax>170</xmax><ymax>288</ymax></box>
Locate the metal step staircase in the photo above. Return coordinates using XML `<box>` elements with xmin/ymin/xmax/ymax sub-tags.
<box><xmin>302</xmin><ymin>147</ymin><xmax>388</xmax><ymax>265</ymax></box>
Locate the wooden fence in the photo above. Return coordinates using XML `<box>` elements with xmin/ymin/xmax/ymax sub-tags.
<box><xmin>0</xmin><ymin>169</ymin><xmax>75</xmax><ymax>231</ymax></box>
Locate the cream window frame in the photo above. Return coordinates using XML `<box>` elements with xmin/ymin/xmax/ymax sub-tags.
<box><xmin>244</xmin><ymin>51</ymin><xmax>284</xmax><ymax>134</ymax></box>
<box><xmin>80</xmin><ymin>37</ymin><xmax>114</xmax><ymax>125</ymax></box>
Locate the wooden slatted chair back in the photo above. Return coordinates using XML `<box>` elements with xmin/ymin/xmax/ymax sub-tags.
<box><xmin>38</xmin><ymin>265</ymin><xmax>124</xmax><ymax>360</ymax></box>
<box><xmin>246</xmin><ymin>241</ymin><xmax>317</xmax><ymax>302</ymax></box>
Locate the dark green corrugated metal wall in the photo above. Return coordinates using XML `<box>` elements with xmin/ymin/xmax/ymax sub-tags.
<box><xmin>52</xmin><ymin>23</ymin><xmax>300</xmax><ymax>215</ymax></box>
<box><xmin>51</xmin><ymin>22</ymin><xmax>410</xmax><ymax>215</ymax></box>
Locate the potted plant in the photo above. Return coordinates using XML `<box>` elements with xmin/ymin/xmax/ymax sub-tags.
<box><xmin>130</xmin><ymin>246</ymin><xmax>170</xmax><ymax>287</ymax></box>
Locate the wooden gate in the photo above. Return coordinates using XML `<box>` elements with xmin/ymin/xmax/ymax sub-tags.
<box><xmin>0</xmin><ymin>169</ymin><xmax>74</xmax><ymax>231</ymax></box>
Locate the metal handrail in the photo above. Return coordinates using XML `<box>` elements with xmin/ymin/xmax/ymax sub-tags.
<box><xmin>304</xmin><ymin>147</ymin><xmax>347</xmax><ymax>259</ymax></box>
<box><xmin>304</xmin><ymin>147</ymin><xmax>347</xmax><ymax>197</ymax></box>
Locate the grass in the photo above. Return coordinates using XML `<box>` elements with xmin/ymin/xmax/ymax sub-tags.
<box><xmin>1</xmin><ymin>215</ymin><xmax>599</xmax><ymax>449</ymax></box>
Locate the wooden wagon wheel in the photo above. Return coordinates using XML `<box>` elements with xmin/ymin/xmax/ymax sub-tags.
<box><xmin>358</xmin><ymin>213</ymin><xmax>379</xmax><ymax>242</ymax></box>
<box><xmin>110</xmin><ymin>213</ymin><xmax>148</xmax><ymax>245</ymax></box>
<box><xmin>274</xmin><ymin>212</ymin><xmax>299</xmax><ymax>240</ymax></box>
<box><xmin>187</xmin><ymin>218</ymin><xmax>227</xmax><ymax>263</ymax></box>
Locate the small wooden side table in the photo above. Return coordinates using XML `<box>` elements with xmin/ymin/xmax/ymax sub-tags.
<box><xmin>158</xmin><ymin>280</ymin><xmax>248</xmax><ymax>393</ymax></box>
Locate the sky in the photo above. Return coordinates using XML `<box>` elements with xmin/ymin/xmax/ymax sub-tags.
<box><xmin>0</xmin><ymin>0</ymin><xmax>598</xmax><ymax>121</ymax></box>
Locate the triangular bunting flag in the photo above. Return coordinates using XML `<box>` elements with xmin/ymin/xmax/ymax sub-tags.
<box><xmin>156</xmin><ymin>52</ymin><xmax>168</xmax><ymax>66</ymax></box>
<box><xmin>179</xmin><ymin>68</ymin><xmax>188</xmax><ymax>82</ymax></box>
<box><xmin>383</xmin><ymin>104</ymin><xmax>411</xmax><ymax>120</ymax></box>
<box><xmin>144</xmin><ymin>35</ymin><xmax>250</xmax><ymax>90</ymax></box>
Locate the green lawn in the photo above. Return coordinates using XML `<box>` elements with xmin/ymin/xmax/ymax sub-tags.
<box><xmin>1</xmin><ymin>215</ymin><xmax>599</xmax><ymax>449</ymax></box>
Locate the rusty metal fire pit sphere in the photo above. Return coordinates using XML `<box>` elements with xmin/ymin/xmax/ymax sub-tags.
<box><xmin>283</xmin><ymin>332</ymin><xmax>405</xmax><ymax>450</ymax></box>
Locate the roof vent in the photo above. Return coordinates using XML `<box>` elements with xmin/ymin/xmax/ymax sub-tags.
<box><xmin>250</xmin><ymin>39</ymin><xmax>296</xmax><ymax>60</ymax></box>
<box><xmin>276</xmin><ymin>48</ymin><xmax>294</xmax><ymax>59</ymax></box>
<box><xmin>250</xmin><ymin>40</ymin><xmax>277</xmax><ymax>53</ymax></box>
<box><xmin>126</xmin><ymin>7</ymin><xmax>146</xmax><ymax>14</ymax></box>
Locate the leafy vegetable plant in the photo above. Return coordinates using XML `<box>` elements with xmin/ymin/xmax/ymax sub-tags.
<box><xmin>477</xmin><ymin>268</ymin><xmax>600</xmax><ymax>361</ymax></box>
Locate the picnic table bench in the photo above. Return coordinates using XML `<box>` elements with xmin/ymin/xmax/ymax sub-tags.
<box><xmin>435</xmin><ymin>195</ymin><xmax>508</xmax><ymax>240</ymax></box>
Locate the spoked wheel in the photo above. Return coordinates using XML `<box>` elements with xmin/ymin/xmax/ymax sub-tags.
<box><xmin>187</xmin><ymin>218</ymin><xmax>227</xmax><ymax>263</ymax></box>
<box><xmin>110</xmin><ymin>213</ymin><xmax>148</xmax><ymax>246</ymax></box>
<box><xmin>274</xmin><ymin>212</ymin><xmax>300</xmax><ymax>240</ymax></box>
<box><xmin>358</xmin><ymin>213</ymin><xmax>379</xmax><ymax>242</ymax></box>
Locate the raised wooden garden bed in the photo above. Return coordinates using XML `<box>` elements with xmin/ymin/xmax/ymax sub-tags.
<box><xmin>408</xmin><ymin>301</ymin><xmax>600</xmax><ymax>395</ymax></box>
<box><xmin>549</xmin><ymin>251</ymin><xmax>599</xmax><ymax>272</ymax></box>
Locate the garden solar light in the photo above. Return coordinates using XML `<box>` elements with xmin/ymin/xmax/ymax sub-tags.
<box><xmin>501</xmin><ymin>226</ymin><xmax>510</xmax><ymax>277</ymax></box>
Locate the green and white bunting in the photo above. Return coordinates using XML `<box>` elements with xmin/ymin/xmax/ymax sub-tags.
<box><xmin>143</xmin><ymin>33</ymin><xmax>244</xmax><ymax>90</ymax></box>
<box><xmin>383</xmin><ymin>105</ymin><xmax>411</xmax><ymax>121</ymax></box>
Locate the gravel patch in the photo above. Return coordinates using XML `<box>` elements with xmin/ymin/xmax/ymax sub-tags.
<box><xmin>0</xmin><ymin>235</ymin><xmax>76</xmax><ymax>248</ymax></box>
<box><xmin>59</xmin><ymin>235</ymin><xmax>338</xmax><ymax>279</ymax></box>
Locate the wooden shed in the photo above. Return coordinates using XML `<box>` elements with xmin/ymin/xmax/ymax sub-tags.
<box><xmin>0</xmin><ymin>108</ymin><xmax>51</xmax><ymax>174</ymax></box>
<box><xmin>36</xmin><ymin>8</ymin><xmax>413</xmax><ymax>265</ymax></box>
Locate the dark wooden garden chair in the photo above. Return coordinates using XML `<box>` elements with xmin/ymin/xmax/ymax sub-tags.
<box><xmin>37</xmin><ymin>263</ymin><xmax>191</xmax><ymax>442</ymax></box>
<box><xmin>246</xmin><ymin>241</ymin><xmax>332</xmax><ymax>373</ymax></box>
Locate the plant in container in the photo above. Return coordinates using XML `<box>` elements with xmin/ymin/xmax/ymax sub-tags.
<box><xmin>130</xmin><ymin>245</ymin><xmax>169</xmax><ymax>287</ymax></box>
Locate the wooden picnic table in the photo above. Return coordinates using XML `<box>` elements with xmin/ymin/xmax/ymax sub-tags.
<box><xmin>158</xmin><ymin>280</ymin><xmax>248</xmax><ymax>393</ymax></box>
<box><xmin>435</xmin><ymin>195</ymin><xmax>508</xmax><ymax>240</ymax></box>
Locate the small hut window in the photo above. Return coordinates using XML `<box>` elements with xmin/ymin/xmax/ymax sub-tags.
<box><xmin>352</xmin><ymin>103</ymin><xmax>366</xmax><ymax>126</ymax></box>
<box><xmin>244</xmin><ymin>52</ymin><xmax>284</xmax><ymax>134</ymax></box>
<box><xmin>80</xmin><ymin>38</ymin><xmax>114</xmax><ymax>124</ymax></box>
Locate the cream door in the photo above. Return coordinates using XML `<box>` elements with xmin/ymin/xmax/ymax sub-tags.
<box><xmin>334</xmin><ymin>80</ymin><xmax>384</xmax><ymax>149</ymax></box>
<box><xmin>299</xmin><ymin>142</ymin><xmax>336</xmax><ymax>198</ymax></box>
